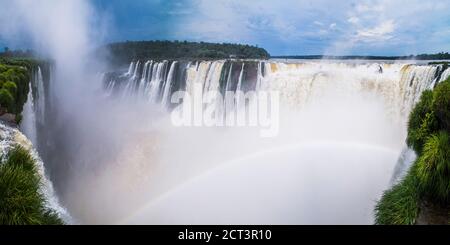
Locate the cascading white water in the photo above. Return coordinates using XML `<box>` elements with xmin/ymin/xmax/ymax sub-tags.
<box><xmin>17</xmin><ymin>65</ymin><xmax>73</xmax><ymax>224</ymax></box>
<box><xmin>21</xmin><ymin>66</ymin><xmax>46</xmax><ymax>145</ymax></box>
<box><xmin>35</xmin><ymin>67</ymin><xmax>46</xmax><ymax>124</ymax></box>
<box><xmin>93</xmin><ymin>59</ymin><xmax>450</xmax><ymax>225</ymax></box>
<box><xmin>161</xmin><ymin>61</ymin><xmax>178</xmax><ymax>106</ymax></box>
<box><xmin>21</xmin><ymin>82</ymin><xmax>37</xmax><ymax>145</ymax></box>
<box><xmin>106</xmin><ymin>60</ymin><xmax>449</xmax><ymax>127</ymax></box>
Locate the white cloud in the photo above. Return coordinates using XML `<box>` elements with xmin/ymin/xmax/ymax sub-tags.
<box><xmin>347</xmin><ymin>17</ymin><xmax>359</xmax><ymax>24</ymax></box>
<box><xmin>355</xmin><ymin>20</ymin><xmax>395</xmax><ymax>42</ymax></box>
<box><xmin>314</xmin><ymin>21</ymin><xmax>324</xmax><ymax>26</ymax></box>
<box><xmin>355</xmin><ymin>3</ymin><xmax>384</xmax><ymax>13</ymax></box>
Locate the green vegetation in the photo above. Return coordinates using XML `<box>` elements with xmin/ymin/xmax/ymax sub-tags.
<box><xmin>406</xmin><ymin>90</ymin><xmax>438</xmax><ymax>154</ymax></box>
<box><xmin>100</xmin><ymin>40</ymin><xmax>270</xmax><ymax>66</ymax></box>
<box><xmin>433</xmin><ymin>80</ymin><xmax>450</xmax><ymax>131</ymax></box>
<box><xmin>0</xmin><ymin>146</ymin><xmax>63</xmax><ymax>225</ymax></box>
<box><xmin>375</xmin><ymin>77</ymin><xmax>450</xmax><ymax>224</ymax></box>
<box><xmin>375</xmin><ymin>166</ymin><xmax>420</xmax><ymax>225</ymax></box>
<box><xmin>0</xmin><ymin>59</ymin><xmax>32</xmax><ymax>116</ymax></box>
<box><xmin>408</xmin><ymin>52</ymin><xmax>450</xmax><ymax>60</ymax></box>
<box><xmin>416</xmin><ymin>132</ymin><xmax>450</xmax><ymax>203</ymax></box>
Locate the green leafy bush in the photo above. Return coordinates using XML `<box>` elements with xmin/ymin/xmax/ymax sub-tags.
<box><xmin>0</xmin><ymin>88</ymin><xmax>14</xmax><ymax>112</ymax></box>
<box><xmin>0</xmin><ymin>146</ymin><xmax>63</xmax><ymax>225</ymax></box>
<box><xmin>406</xmin><ymin>90</ymin><xmax>438</xmax><ymax>153</ymax></box>
<box><xmin>433</xmin><ymin>78</ymin><xmax>450</xmax><ymax>131</ymax></box>
<box><xmin>3</xmin><ymin>81</ymin><xmax>17</xmax><ymax>95</ymax></box>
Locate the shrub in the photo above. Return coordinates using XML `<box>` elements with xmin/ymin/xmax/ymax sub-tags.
<box><xmin>433</xmin><ymin>78</ymin><xmax>450</xmax><ymax>131</ymax></box>
<box><xmin>3</xmin><ymin>81</ymin><xmax>17</xmax><ymax>95</ymax></box>
<box><xmin>407</xmin><ymin>90</ymin><xmax>438</xmax><ymax>153</ymax></box>
<box><xmin>0</xmin><ymin>88</ymin><xmax>14</xmax><ymax>112</ymax></box>
<box><xmin>0</xmin><ymin>146</ymin><xmax>63</xmax><ymax>225</ymax></box>
<box><xmin>416</xmin><ymin>132</ymin><xmax>450</xmax><ymax>203</ymax></box>
<box><xmin>374</xmin><ymin>165</ymin><xmax>420</xmax><ymax>225</ymax></box>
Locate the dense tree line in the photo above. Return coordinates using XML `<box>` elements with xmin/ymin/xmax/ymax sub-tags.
<box><xmin>273</xmin><ymin>52</ymin><xmax>450</xmax><ymax>60</ymax></box>
<box><xmin>100</xmin><ymin>40</ymin><xmax>270</xmax><ymax>66</ymax></box>
<box><xmin>405</xmin><ymin>52</ymin><xmax>450</xmax><ymax>60</ymax></box>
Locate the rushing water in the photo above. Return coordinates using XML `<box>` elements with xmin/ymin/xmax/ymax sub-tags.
<box><xmin>22</xmin><ymin>59</ymin><xmax>450</xmax><ymax>224</ymax></box>
<box><xmin>105</xmin><ymin>60</ymin><xmax>448</xmax><ymax>124</ymax></box>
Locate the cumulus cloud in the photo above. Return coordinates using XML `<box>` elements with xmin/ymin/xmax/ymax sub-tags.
<box><xmin>354</xmin><ymin>20</ymin><xmax>395</xmax><ymax>42</ymax></box>
<box><xmin>167</xmin><ymin>0</ymin><xmax>450</xmax><ymax>55</ymax></box>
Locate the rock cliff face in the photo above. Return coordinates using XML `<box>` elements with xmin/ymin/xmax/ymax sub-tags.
<box><xmin>416</xmin><ymin>200</ymin><xmax>450</xmax><ymax>225</ymax></box>
<box><xmin>0</xmin><ymin>113</ymin><xmax>17</xmax><ymax>126</ymax></box>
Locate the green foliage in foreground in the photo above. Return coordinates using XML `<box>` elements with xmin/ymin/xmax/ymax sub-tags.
<box><xmin>406</xmin><ymin>90</ymin><xmax>438</xmax><ymax>154</ymax></box>
<box><xmin>376</xmin><ymin>77</ymin><xmax>450</xmax><ymax>224</ymax></box>
<box><xmin>0</xmin><ymin>146</ymin><xmax>63</xmax><ymax>225</ymax></box>
<box><xmin>416</xmin><ymin>132</ymin><xmax>450</xmax><ymax>203</ymax></box>
<box><xmin>375</xmin><ymin>166</ymin><xmax>420</xmax><ymax>225</ymax></box>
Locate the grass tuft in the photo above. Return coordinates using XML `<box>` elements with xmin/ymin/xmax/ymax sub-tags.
<box><xmin>0</xmin><ymin>145</ymin><xmax>63</xmax><ymax>225</ymax></box>
<box><xmin>375</xmin><ymin>165</ymin><xmax>420</xmax><ymax>225</ymax></box>
<box><xmin>416</xmin><ymin>131</ymin><xmax>450</xmax><ymax>203</ymax></box>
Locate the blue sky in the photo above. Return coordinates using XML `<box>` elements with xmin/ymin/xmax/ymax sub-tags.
<box><xmin>2</xmin><ymin>0</ymin><xmax>450</xmax><ymax>56</ymax></box>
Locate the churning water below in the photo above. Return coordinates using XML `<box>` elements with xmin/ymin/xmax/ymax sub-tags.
<box><xmin>123</xmin><ymin>141</ymin><xmax>398</xmax><ymax>225</ymax></box>
<box><xmin>21</xmin><ymin>60</ymin><xmax>450</xmax><ymax>224</ymax></box>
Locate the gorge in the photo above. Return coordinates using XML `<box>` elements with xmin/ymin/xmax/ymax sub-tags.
<box><xmin>1</xmin><ymin>0</ymin><xmax>449</xmax><ymax>226</ymax></box>
<box><xmin>10</xmin><ymin>58</ymin><xmax>449</xmax><ymax>224</ymax></box>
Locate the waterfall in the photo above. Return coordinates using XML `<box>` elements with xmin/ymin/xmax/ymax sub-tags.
<box><xmin>47</xmin><ymin>59</ymin><xmax>448</xmax><ymax>224</ymax></box>
<box><xmin>103</xmin><ymin>60</ymin><xmax>450</xmax><ymax>125</ymax></box>
<box><xmin>161</xmin><ymin>61</ymin><xmax>178</xmax><ymax>106</ymax></box>
<box><xmin>20</xmin><ymin>83</ymin><xmax>37</xmax><ymax>145</ymax></box>
<box><xmin>236</xmin><ymin>63</ymin><xmax>245</xmax><ymax>92</ymax></box>
<box><xmin>102</xmin><ymin>60</ymin><xmax>450</xmax><ymax>192</ymax></box>
<box><xmin>16</xmin><ymin>65</ymin><xmax>73</xmax><ymax>224</ymax></box>
<box><xmin>35</xmin><ymin>67</ymin><xmax>46</xmax><ymax>125</ymax></box>
<box><xmin>21</xmin><ymin>66</ymin><xmax>46</xmax><ymax>145</ymax></box>
<box><xmin>390</xmin><ymin>147</ymin><xmax>417</xmax><ymax>185</ymax></box>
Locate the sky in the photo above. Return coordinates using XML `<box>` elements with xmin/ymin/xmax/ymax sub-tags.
<box><xmin>1</xmin><ymin>0</ymin><xmax>450</xmax><ymax>56</ymax></box>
